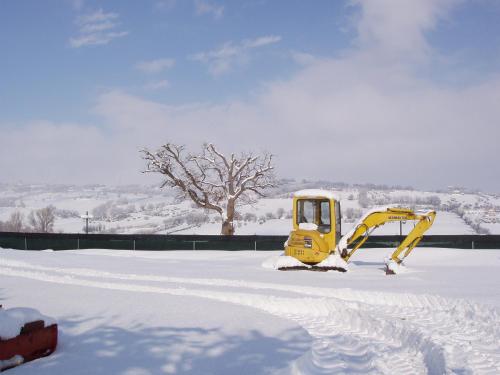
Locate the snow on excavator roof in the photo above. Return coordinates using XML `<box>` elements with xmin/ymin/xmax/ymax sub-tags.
<box><xmin>293</xmin><ymin>189</ymin><xmax>339</xmax><ymax>200</ymax></box>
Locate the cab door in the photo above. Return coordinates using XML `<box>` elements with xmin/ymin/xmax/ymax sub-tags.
<box><xmin>334</xmin><ymin>200</ymin><xmax>342</xmax><ymax>245</ymax></box>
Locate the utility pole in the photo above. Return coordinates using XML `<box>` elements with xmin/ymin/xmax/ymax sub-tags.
<box><xmin>81</xmin><ymin>211</ymin><xmax>93</xmax><ymax>234</ymax></box>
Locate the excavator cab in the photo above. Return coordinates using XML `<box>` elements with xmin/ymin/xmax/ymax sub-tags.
<box><xmin>285</xmin><ymin>190</ymin><xmax>340</xmax><ymax>265</ymax></box>
<box><xmin>283</xmin><ymin>189</ymin><xmax>436</xmax><ymax>273</ymax></box>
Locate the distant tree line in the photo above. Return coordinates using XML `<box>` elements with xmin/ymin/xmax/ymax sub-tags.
<box><xmin>0</xmin><ymin>206</ymin><xmax>57</xmax><ymax>233</ymax></box>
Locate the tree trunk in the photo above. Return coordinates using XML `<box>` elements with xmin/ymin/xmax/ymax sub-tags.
<box><xmin>220</xmin><ymin>199</ymin><xmax>236</xmax><ymax>235</ymax></box>
<box><xmin>221</xmin><ymin>220</ymin><xmax>234</xmax><ymax>235</ymax></box>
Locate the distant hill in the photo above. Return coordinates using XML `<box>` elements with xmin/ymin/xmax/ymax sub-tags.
<box><xmin>0</xmin><ymin>181</ymin><xmax>498</xmax><ymax>235</ymax></box>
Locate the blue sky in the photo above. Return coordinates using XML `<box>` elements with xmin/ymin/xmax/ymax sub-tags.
<box><xmin>1</xmin><ymin>0</ymin><xmax>500</xmax><ymax>191</ymax></box>
<box><xmin>1</xmin><ymin>0</ymin><xmax>355</xmax><ymax>122</ymax></box>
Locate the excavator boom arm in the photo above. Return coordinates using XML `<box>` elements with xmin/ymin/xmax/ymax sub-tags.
<box><xmin>337</xmin><ymin>208</ymin><xmax>436</xmax><ymax>264</ymax></box>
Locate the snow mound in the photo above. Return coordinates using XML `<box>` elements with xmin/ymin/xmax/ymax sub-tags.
<box><xmin>0</xmin><ymin>307</ymin><xmax>56</xmax><ymax>340</ymax></box>
<box><xmin>385</xmin><ymin>259</ymin><xmax>406</xmax><ymax>274</ymax></box>
<box><xmin>316</xmin><ymin>253</ymin><xmax>349</xmax><ymax>271</ymax></box>
<box><xmin>294</xmin><ymin>189</ymin><xmax>339</xmax><ymax>200</ymax></box>
<box><xmin>0</xmin><ymin>356</ymin><xmax>23</xmax><ymax>370</ymax></box>
<box><xmin>261</xmin><ymin>254</ymin><xmax>309</xmax><ymax>270</ymax></box>
<box><xmin>298</xmin><ymin>223</ymin><xmax>318</xmax><ymax>231</ymax></box>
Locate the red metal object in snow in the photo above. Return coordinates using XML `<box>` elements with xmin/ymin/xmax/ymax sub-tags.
<box><xmin>0</xmin><ymin>318</ymin><xmax>58</xmax><ymax>371</ymax></box>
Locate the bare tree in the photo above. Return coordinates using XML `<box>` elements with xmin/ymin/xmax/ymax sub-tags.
<box><xmin>358</xmin><ymin>189</ymin><xmax>372</xmax><ymax>208</ymax></box>
<box><xmin>8</xmin><ymin>211</ymin><xmax>25</xmax><ymax>232</ymax></box>
<box><xmin>141</xmin><ymin>142</ymin><xmax>275</xmax><ymax>235</ymax></box>
<box><xmin>0</xmin><ymin>211</ymin><xmax>25</xmax><ymax>232</ymax></box>
<box><xmin>29</xmin><ymin>205</ymin><xmax>56</xmax><ymax>233</ymax></box>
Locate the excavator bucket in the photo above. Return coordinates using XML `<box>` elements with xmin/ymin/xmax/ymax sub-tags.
<box><xmin>0</xmin><ymin>306</ymin><xmax>58</xmax><ymax>372</ymax></box>
<box><xmin>384</xmin><ymin>261</ymin><xmax>400</xmax><ymax>275</ymax></box>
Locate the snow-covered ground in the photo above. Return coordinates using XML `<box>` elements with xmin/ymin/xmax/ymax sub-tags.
<box><xmin>1</xmin><ymin>247</ymin><xmax>499</xmax><ymax>374</ymax></box>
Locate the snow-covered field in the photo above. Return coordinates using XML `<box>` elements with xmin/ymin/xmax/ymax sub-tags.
<box><xmin>1</xmin><ymin>247</ymin><xmax>499</xmax><ymax>374</ymax></box>
<box><xmin>1</xmin><ymin>183</ymin><xmax>500</xmax><ymax>235</ymax></box>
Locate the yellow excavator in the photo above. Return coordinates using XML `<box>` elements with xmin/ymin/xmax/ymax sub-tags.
<box><xmin>282</xmin><ymin>189</ymin><xmax>436</xmax><ymax>274</ymax></box>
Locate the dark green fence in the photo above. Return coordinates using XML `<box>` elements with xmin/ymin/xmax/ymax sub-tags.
<box><xmin>357</xmin><ymin>235</ymin><xmax>500</xmax><ymax>250</ymax></box>
<box><xmin>1</xmin><ymin>232</ymin><xmax>500</xmax><ymax>251</ymax></box>
<box><xmin>0</xmin><ymin>232</ymin><xmax>287</xmax><ymax>251</ymax></box>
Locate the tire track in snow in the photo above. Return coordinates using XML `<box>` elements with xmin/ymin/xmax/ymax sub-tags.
<box><xmin>3</xmin><ymin>258</ymin><xmax>495</xmax><ymax>316</ymax></box>
<box><xmin>0</xmin><ymin>265</ymin><xmax>431</xmax><ymax>374</ymax></box>
<box><xmin>371</xmin><ymin>304</ymin><xmax>500</xmax><ymax>374</ymax></box>
<box><xmin>280</xmin><ymin>304</ymin><xmax>433</xmax><ymax>375</ymax></box>
<box><xmin>1</xmin><ymin>259</ymin><xmax>500</xmax><ymax>374</ymax></box>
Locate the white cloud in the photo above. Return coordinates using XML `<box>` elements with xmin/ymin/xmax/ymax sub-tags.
<box><xmin>291</xmin><ymin>51</ymin><xmax>318</xmax><ymax>66</ymax></box>
<box><xmin>350</xmin><ymin>0</ymin><xmax>460</xmax><ymax>64</ymax></box>
<box><xmin>70</xmin><ymin>8</ymin><xmax>128</xmax><ymax>48</ymax></box>
<box><xmin>80</xmin><ymin>20</ymin><xmax>117</xmax><ymax>34</ymax></box>
<box><xmin>0</xmin><ymin>121</ymin><xmax>116</xmax><ymax>184</ymax></box>
<box><xmin>243</xmin><ymin>35</ymin><xmax>282</xmax><ymax>48</ymax></box>
<box><xmin>144</xmin><ymin>80</ymin><xmax>170</xmax><ymax>90</ymax></box>
<box><xmin>85</xmin><ymin>65</ymin><xmax>499</xmax><ymax>190</ymax></box>
<box><xmin>76</xmin><ymin>8</ymin><xmax>118</xmax><ymax>24</ymax></box>
<box><xmin>194</xmin><ymin>0</ymin><xmax>224</xmax><ymax>19</ymax></box>
<box><xmin>70</xmin><ymin>31</ymin><xmax>129</xmax><ymax>48</ymax></box>
<box><xmin>4</xmin><ymin>0</ymin><xmax>500</xmax><ymax>191</ymax></box>
<box><xmin>191</xmin><ymin>35</ymin><xmax>282</xmax><ymax>76</ymax></box>
<box><xmin>155</xmin><ymin>0</ymin><xmax>176</xmax><ymax>11</ymax></box>
<box><xmin>136</xmin><ymin>58</ymin><xmax>175</xmax><ymax>74</ymax></box>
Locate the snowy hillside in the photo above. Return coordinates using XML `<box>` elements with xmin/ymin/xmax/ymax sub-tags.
<box><xmin>1</xmin><ymin>247</ymin><xmax>499</xmax><ymax>374</ymax></box>
<box><xmin>1</xmin><ymin>182</ymin><xmax>499</xmax><ymax>235</ymax></box>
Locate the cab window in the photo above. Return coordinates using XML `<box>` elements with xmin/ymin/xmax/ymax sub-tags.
<box><xmin>297</xmin><ymin>200</ymin><xmax>315</xmax><ymax>224</ymax></box>
<box><xmin>297</xmin><ymin>199</ymin><xmax>331</xmax><ymax>233</ymax></box>
<box><xmin>320</xmin><ymin>201</ymin><xmax>331</xmax><ymax>226</ymax></box>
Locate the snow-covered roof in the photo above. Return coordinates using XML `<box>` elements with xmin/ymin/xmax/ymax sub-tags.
<box><xmin>293</xmin><ymin>189</ymin><xmax>339</xmax><ymax>200</ymax></box>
